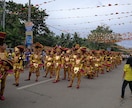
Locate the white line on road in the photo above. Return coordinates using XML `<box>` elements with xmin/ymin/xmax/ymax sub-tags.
<box><xmin>17</xmin><ymin>78</ymin><xmax>54</xmax><ymax>90</ymax></box>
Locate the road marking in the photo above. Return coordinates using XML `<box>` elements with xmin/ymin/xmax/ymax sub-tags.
<box><xmin>17</xmin><ymin>78</ymin><xmax>54</xmax><ymax>90</ymax></box>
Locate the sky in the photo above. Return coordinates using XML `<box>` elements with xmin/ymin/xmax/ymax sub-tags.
<box><xmin>6</xmin><ymin>0</ymin><xmax>132</xmax><ymax>48</ymax></box>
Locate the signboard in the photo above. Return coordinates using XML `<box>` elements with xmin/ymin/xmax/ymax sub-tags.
<box><xmin>25</xmin><ymin>21</ymin><xmax>34</xmax><ymax>32</ymax></box>
<box><xmin>25</xmin><ymin>31</ymin><xmax>33</xmax><ymax>46</ymax></box>
<box><xmin>26</xmin><ymin>35</ymin><xmax>32</xmax><ymax>45</ymax></box>
<box><xmin>25</xmin><ymin>26</ymin><xmax>33</xmax><ymax>31</ymax></box>
<box><xmin>25</xmin><ymin>21</ymin><xmax>33</xmax><ymax>47</ymax></box>
<box><xmin>26</xmin><ymin>31</ymin><xmax>33</xmax><ymax>36</ymax></box>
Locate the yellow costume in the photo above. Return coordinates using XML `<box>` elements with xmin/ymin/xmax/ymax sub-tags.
<box><xmin>68</xmin><ymin>48</ymin><xmax>83</xmax><ymax>89</ymax></box>
<box><xmin>13</xmin><ymin>45</ymin><xmax>24</xmax><ymax>86</ymax></box>
<box><xmin>53</xmin><ymin>46</ymin><xmax>62</xmax><ymax>83</ymax></box>
<box><xmin>44</xmin><ymin>50</ymin><xmax>54</xmax><ymax>78</ymax></box>
<box><xmin>86</xmin><ymin>51</ymin><xmax>95</xmax><ymax>79</ymax></box>
<box><xmin>62</xmin><ymin>49</ymin><xmax>71</xmax><ymax>81</ymax></box>
<box><xmin>0</xmin><ymin>32</ymin><xmax>13</xmax><ymax>100</ymax></box>
<box><xmin>94</xmin><ymin>51</ymin><xmax>102</xmax><ymax>77</ymax></box>
<box><xmin>105</xmin><ymin>52</ymin><xmax>112</xmax><ymax>72</ymax></box>
<box><xmin>26</xmin><ymin>42</ymin><xmax>43</xmax><ymax>82</ymax></box>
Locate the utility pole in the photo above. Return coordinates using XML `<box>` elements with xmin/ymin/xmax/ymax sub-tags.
<box><xmin>0</xmin><ymin>0</ymin><xmax>6</xmax><ymax>31</ymax></box>
<box><xmin>25</xmin><ymin>0</ymin><xmax>33</xmax><ymax>48</ymax></box>
<box><xmin>28</xmin><ymin>0</ymin><xmax>31</xmax><ymax>22</ymax></box>
<box><xmin>2</xmin><ymin>0</ymin><xmax>5</xmax><ymax>31</ymax></box>
<box><xmin>0</xmin><ymin>1</ymin><xmax>2</xmax><ymax>27</ymax></box>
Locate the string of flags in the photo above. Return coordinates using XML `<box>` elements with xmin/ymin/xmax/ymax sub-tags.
<box><xmin>87</xmin><ymin>32</ymin><xmax>132</xmax><ymax>43</ymax></box>
<box><xmin>47</xmin><ymin>24</ymin><xmax>69</xmax><ymax>33</ymax></box>
<box><xmin>5</xmin><ymin>2</ymin><xmax>132</xmax><ymax>15</ymax></box>
<box><xmin>45</xmin><ymin>3</ymin><xmax>132</xmax><ymax>12</ymax></box>
<box><xmin>6</xmin><ymin>1</ymin><xmax>131</xmax><ymax>12</ymax></box>
<box><xmin>47</xmin><ymin>11</ymin><xmax>132</xmax><ymax>20</ymax></box>
<box><xmin>47</xmin><ymin>21</ymin><xmax>132</xmax><ymax>40</ymax></box>
<box><xmin>35</xmin><ymin>0</ymin><xmax>56</xmax><ymax>6</ymax></box>
<box><xmin>48</xmin><ymin>14</ymin><xmax>132</xmax><ymax>27</ymax></box>
<box><xmin>4</xmin><ymin>1</ymin><xmax>132</xmax><ymax>43</ymax></box>
<box><xmin>1</xmin><ymin>0</ymin><xmax>56</xmax><ymax>13</ymax></box>
<box><xmin>63</xmin><ymin>21</ymin><xmax>132</xmax><ymax>32</ymax></box>
<box><xmin>7</xmin><ymin>9</ymin><xmax>132</xmax><ymax>28</ymax></box>
<box><xmin>7</xmin><ymin>10</ymin><xmax>132</xmax><ymax>20</ymax></box>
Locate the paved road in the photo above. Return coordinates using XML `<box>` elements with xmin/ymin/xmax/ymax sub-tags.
<box><xmin>0</xmin><ymin>61</ymin><xmax>132</xmax><ymax>108</ymax></box>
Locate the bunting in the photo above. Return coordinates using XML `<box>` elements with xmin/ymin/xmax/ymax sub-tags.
<box><xmin>7</xmin><ymin>3</ymin><xmax>132</xmax><ymax>15</ymax></box>
<box><xmin>45</xmin><ymin>3</ymin><xmax>132</xmax><ymax>12</ymax></box>
<box><xmin>47</xmin><ymin>22</ymin><xmax>132</xmax><ymax>43</ymax></box>
<box><xmin>5</xmin><ymin>1</ymin><xmax>132</xmax><ymax>43</ymax></box>
<box><xmin>47</xmin><ymin>11</ymin><xmax>132</xmax><ymax>20</ymax></box>
<box><xmin>7</xmin><ymin>9</ymin><xmax>132</xmax><ymax>21</ymax></box>
<box><xmin>47</xmin><ymin>24</ymin><xmax>69</xmax><ymax>33</ymax></box>
<box><xmin>35</xmin><ymin>0</ymin><xmax>56</xmax><ymax>7</ymax></box>
<box><xmin>87</xmin><ymin>32</ymin><xmax>132</xmax><ymax>44</ymax></box>
<box><xmin>48</xmin><ymin>15</ymin><xmax>132</xmax><ymax>27</ymax></box>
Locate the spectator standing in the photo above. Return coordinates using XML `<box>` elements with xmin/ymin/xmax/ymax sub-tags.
<box><xmin>24</xmin><ymin>48</ymin><xmax>31</xmax><ymax>68</ymax></box>
<box><xmin>121</xmin><ymin>56</ymin><xmax>132</xmax><ymax>99</ymax></box>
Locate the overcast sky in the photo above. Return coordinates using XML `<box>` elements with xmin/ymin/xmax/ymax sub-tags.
<box><xmin>7</xmin><ymin>0</ymin><xmax>132</xmax><ymax>48</ymax></box>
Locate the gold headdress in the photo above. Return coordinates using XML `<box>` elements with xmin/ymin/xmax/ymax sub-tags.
<box><xmin>0</xmin><ymin>32</ymin><xmax>6</xmax><ymax>46</ymax></box>
<box><xmin>34</xmin><ymin>42</ymin><xmax>43</xmax><ymax>49</ymax></box>
<box><xmin>80</xmin><ymin>47</ymin><xmax>87</xmax><ymax>53</ymax></box>
<box><xmin>76</xmin><ymin>49</ymin><xmax>82</xmax><ymax>54</ymax></box>
<box><xmin>54</xmin><ymin>46</ymin><xmax>62</xmax><ymax>53</ymax></box>
<box><xmin>1</xmin><ymin>59</ymin><xmax>13</xmax><ymax>70</ymax></box>
<box><xmin>66</xmin><ymin>49</ymin><xmax>71</xmax><ymax>54</ymax></box>
<box><xmin>33</xmin><ymin>42</ymin><xmax>43</xmax><ymax>52</ymax></box>
<box><xmin>75</xmin><ymin>44</ymin><xmax>80</xmax><ymax>49</ymax></box>
<box><xmin>14</xmin><ymin>45</ymin><xmax>25</xmax><ymax>53</ymax></box>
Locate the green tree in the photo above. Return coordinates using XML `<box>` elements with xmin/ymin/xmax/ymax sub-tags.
<box><xmin>5</xmin><ymin>11</ymin><xmax>25</xmax><ymax>47</ymax></box>
<box><xmin>88</xmin><ymin>25</ymin><xmax>115</xmax><ymax>50</ymax></box>
<box><xmin>3</xmin><ymin>1</ymin><xmax>50</xmax><ymax>47</ymax></box>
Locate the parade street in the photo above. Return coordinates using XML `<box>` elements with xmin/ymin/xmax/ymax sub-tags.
<box><xmin>0</xmin><ymin>61</ymin><xmax>132</xmax><ymax>108</ymax></box>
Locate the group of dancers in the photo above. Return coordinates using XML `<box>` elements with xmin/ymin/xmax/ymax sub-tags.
<box><xmin>42</xmin><ymin>44</ymin><xmax>122</xmax><ymax>88</ymax></box>
<box><xmin>25</xmin><ymin>43</ymin><xmax>122</xmax><ymax>89</ymax></box>
<box><xmin>0</xmin><ymin>32</ymin><xmax>123</xmax><ymax>101</ymax></box>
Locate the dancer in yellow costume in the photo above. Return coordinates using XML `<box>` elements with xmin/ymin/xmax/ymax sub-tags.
<box><xmin>69</xmin><ymin>44</ymin><xmax>80</xmax><ymax>77</ymax></box>
<box><xmin>79</xmin><ymin>47</ymin><xmax>87</xmax><ymax>73</ymax></box>
<box><xmin>86</xmin><ymin>51</ymin><xmax>95</xmax><ymax>79</ymax></box>
<box><xmin>99</xmin><ymin>50</ymin><xmax>105</xmax><ymax>74</ymax></box>
<box><xmin>53</xmin><ymin>46</ymin><xmax>62</xmax><ymax>83</ymax></box>
<box><xmin>104</xmin><ymin>51</ymin><xmax>112</xmax><ymax>72</ymax></box>
<box><xmin>109</xmin><ymin>52</ymin><xmax>116</xmax><ymax>70</ymax></box>
<box><xmin>94</xmin><ymin>50</ymin><xmax>102</xmax><ymax>77</ymax></box>
<box><xmin>0</xmin><ymin>32</ymin><xmax>13</xmax><ymax>100</ymax></box>
<box><xmin>116</xmin><ymin>52</ymin><xmax>122</xmax><ymax>65</ymax></box>
<box><xmin>80</xmin><ymin>48</ymin><xmax>94</xmax><ymax>79</ymax></box>
<box><xmin>25</xmin><ymin>42</ymin><xmax>43</xmax><ymax>82</ymax></box>
<box><xmin>68</xmin><ymin>47</ymin><xmax>83</xmax><ymax>89</ymax></box>
<box><xmin>62</xmin><ymin>48</ymin><xmax>71</xmax><ymax>81</ymax></box>
<box><xmin>44</xmin><ymin>49</ymin><xmax>54</xmax><ymax>78</ymax></box>
<box><xmin>12</xmin><ymin>45</ymin><xmax>24</xmax><ymax>86</ymax></box>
